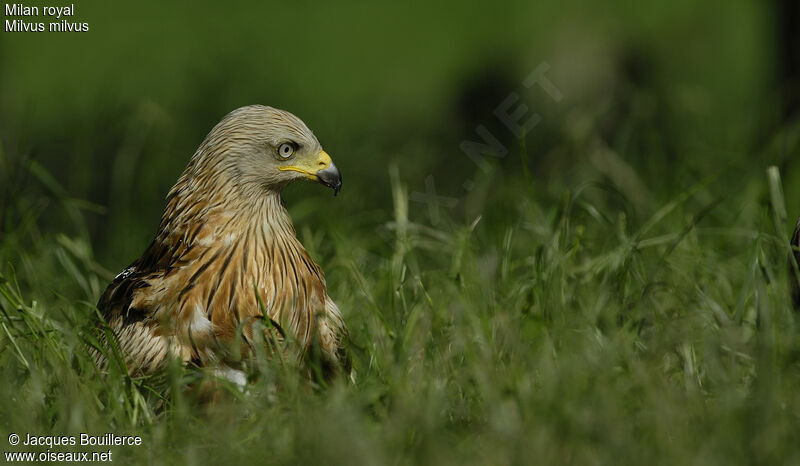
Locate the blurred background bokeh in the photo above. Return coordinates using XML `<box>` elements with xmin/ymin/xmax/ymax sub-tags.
<box><xmin>0</xmin><ymin>0</ymin><xmax>796</xmax><ymax>297</ymax></box>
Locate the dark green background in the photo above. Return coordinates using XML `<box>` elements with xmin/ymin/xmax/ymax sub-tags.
<box><xmin>3</xmin><ymin>2</ymin><xmax>788</xmax><ymax>282</ymax></box>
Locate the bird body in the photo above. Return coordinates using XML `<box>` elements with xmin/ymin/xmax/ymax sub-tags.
<box><xmin>96</xmin><ymin>105</ymin><xmax>347</xmax><ymax>380</ymax></box>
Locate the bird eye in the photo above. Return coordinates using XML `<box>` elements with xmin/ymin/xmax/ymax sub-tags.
<box><xmin>278</xmin><ymin>143</ymin><xmax>295</xmax><ymax>159</ymax></box>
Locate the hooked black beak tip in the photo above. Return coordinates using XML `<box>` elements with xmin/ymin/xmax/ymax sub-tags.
<box><xmin>316</xmin><ymin>162</ymin><xmax>342</xmax><ymax>197</ymax></box>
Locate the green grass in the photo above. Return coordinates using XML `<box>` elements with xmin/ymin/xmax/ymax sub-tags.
<box><xmin>1</xmin><ymin>145</ymin><xmax>800</xmax><ymax>465</ymax></box>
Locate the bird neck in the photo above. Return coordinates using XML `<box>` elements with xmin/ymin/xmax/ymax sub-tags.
<box><xmin>159</xmin><ymin>176</ymin><xmax>299</xmax><ymax>254</ymax></box>
<box><xmin>247</xmin><ymin>190</ymin><xmax>297</xmax><ymax>238</ymax></box>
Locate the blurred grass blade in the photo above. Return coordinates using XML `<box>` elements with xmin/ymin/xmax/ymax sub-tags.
<box><xmin>767</xmin><ymin>166</ymin><xmax>788</xmax><ymax>238</ymax></box>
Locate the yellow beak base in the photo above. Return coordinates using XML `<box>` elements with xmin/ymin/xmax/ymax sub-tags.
<box><xmin>279</xmin><ymin>150</ymin><xmax>342</xmax><ymax>195</ymax></box>
<box><xmin>279</xmin><ymin>150</ymin><xmax>333</xmax><ymax>180</ymax></box>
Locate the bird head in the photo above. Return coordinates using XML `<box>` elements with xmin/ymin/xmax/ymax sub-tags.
<box><xmin>195</xmin><ymin>105</ymin><xmax>342</xmax><ymax>196</ymax></box>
